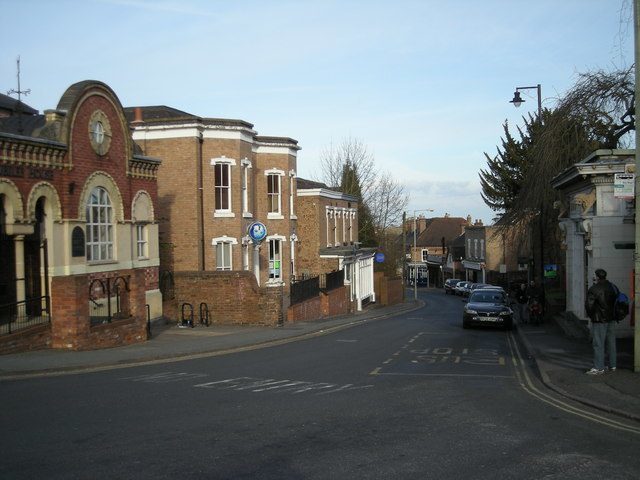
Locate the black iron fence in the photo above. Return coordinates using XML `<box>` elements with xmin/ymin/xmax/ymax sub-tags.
<box><xmin>321</xmin><ymin>270</ymin><xmax>344</xmax><ymax>291</ymax></box>
<box><xmin>291</xmin><ymin>270</ymin><xmax>345</xmax><ymax>306</ymax></box>
<box><xmin>0</xmin><ymin>296</ymin><xmax>51</xmax><ymax>335</ymax></box>
<box><xmin>290</xmin><ymin>275</ymin><xmax>320</xmax><ymax>305</ymax></box>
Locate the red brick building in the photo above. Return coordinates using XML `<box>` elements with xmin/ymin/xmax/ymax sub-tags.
<box><xmin>126</xmin><ymin>106</ymin><xmax>300</xmax><ymax>324</ymax></box>
<box><xmin>405</xmin><ymin>214</ymin><xmax>470</xmax><ymax>287</ymax></box>
<box><xmin>296</xmin><ymin>178</ymin><xmax>375</xmax><ymax>310</ymax></box>
<box><xmin>0</xmin><ymin>81</ymin><xmax>161</xmax><ymax>353</ymax></box>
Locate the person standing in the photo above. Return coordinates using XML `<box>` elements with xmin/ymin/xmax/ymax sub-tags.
<box><xmin>515</xmin><ymin>283</ymin><xmax>528</xmax><ymax>323</ymax></box>
<box><xmin>584</xmin><ymin>268</ymin><xmax>617</xmax><ymax>375</ymax></box>
<box><xmin>527</xmin><ymin>280</ymin><xmax>542</xmax><ymax>324</ymax></box>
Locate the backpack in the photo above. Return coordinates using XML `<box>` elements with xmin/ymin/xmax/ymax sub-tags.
<box><xmin>612</xmin><ymin>284</ymin><xmax>630</xmax><ymax>322</ymax></box>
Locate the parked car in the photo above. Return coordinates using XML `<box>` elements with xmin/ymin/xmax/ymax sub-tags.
<box><xmin>468</xmin><ymin>283</ymin><xmax>490</xmax><ymax>295</ymax></box>
<box><xmin>476</xmin><ymin>285</ymin><xmax>506</xmax><ymax>293</ymax></box>
<box><xmin>460</xmin><ymin>282</ymin><xmax>474</xmax><ymax>297</ymax></box>
<box><xmin>444</xmin><ymin>279</ymin><xmax>462</xmax><ymax>295</ymax></box>
<box><xmin>476</xmin><ymin>285</ymin><xmax>510</xmax><ymax>304</ymax></box>
<box><xmin>463</xmin><ymin>290</ymin><xmax>513</xmax><ymax>330</ymax></box>
<box><xmin>454</xmin><ymin>281</ymin><xmax>470</xmax><ymax>296</ymax></box>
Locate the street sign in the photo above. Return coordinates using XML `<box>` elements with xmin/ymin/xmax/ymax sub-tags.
<box><xmin>614</xmin><ymin>173</ymin><xmax>635</xmax><ymax>199</ymax></box>
<box><xmin>375</xmin><ymin>252</ymin><xmax>385</xmax><ymax>263</ymax></box>
<box><xmin>248</xmin><ymin>221</ymin><xmax>267</xmax><ymax>243</ymax></box>
<box><xmin>544</xmin><ymin>264</ymin><xmax>558</xmax><ymax>278</ymax></box>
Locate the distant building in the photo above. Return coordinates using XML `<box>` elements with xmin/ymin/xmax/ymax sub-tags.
<box><xmin>405</xmin><ymin>214</ymin><xmax>469</xmax><ymax>287</ymax></box>
<box><xmin>462</xmin><ymin>222</ymin><xmax>526</xmax><ymax>288</ymax></box>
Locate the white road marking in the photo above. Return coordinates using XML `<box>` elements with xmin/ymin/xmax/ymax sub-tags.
<box><xmin>183</xmin><ymin>375</ymin><xmax>374</xmax><ymax>396</ymax></box>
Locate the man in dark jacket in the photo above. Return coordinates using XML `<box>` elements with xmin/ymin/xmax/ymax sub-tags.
<box><xmin>515</xmin><ymin>283</ymin><xmax>528</xmax><ymax>323</ymax></box>
<box><xmin>584</xmin><ymin>268</ymin><xmax>617</xmax><ymax>375</ymax></box>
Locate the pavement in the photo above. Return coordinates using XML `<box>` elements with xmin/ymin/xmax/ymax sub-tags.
<box><xmin>516</xmin><ymin>313</ymin><xmax>640</xmax><ymax>421</ymax></box>
<box><xmin>1</xmin><ymin>292</ymin><xmax>639</xmax><ymax>423</ymax></box>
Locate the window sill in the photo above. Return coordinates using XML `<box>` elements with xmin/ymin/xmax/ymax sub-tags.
<box><xmin>243</xmin><ymin>212</ymin><xmax>253</xmax><ymax>218</ymax></box>
<box><xmin>266</xmin><ymin>280</ymin><xmax>284</xmax><ymax>287</ymax></box>
<box><xmin>267</xmin><ymin>213</ymin><xmax>284</xmax><ymax>220</ymax></box>
<box><xmin>87</xmin><ymin>259</ymin><xmax>118</xmax><ymax>266</ymax></box>
<box><xmin>214</xmin><ymin>212</ymin><xmax>236</xmax><ymax>218</ymax></box>
<box><xmin>290</xmin><ymin>215</ymin><xmax>297</xmax><ymax>220</ymax></box>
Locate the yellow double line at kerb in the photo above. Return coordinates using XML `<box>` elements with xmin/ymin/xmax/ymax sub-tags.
<box><xmin>506</xmin><ymin>332</ymin><xmax>640</xmax><ymax>435</ymax></box>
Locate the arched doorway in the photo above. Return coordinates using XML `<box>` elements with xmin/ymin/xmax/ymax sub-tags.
<box><xmin>0</xmin><ymin>196</ymin><xmax>16</xmax><ymax>309</ymax></box>
<box><xmin>24</xmin><ymin>197</ymin><xmax>48</xmax><ymax>315</ymax></box>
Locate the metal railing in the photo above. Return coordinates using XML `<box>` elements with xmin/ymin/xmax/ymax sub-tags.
<box><xmin>199</xmin><ymin>302</ymin><xmax>210</xmax><ymax>326</ymax></box>
<box><xmin>89</xmin><ymin>276</ymin><xmax>130</xmax><ymax>326</ymax></box>
<box><xmin>0</xmin><ymin>296</ymin><xmax>51</xmax><ymax>335</ymax></box>
<box><xmin>321</xmin><ymin>270</ymin><xmax>344</xmax><ymax>292</ymax></box>
<box><xmin>290</xmin><ymin>275</ymin><xmax>320</xmax><ymax>305</ymax></box>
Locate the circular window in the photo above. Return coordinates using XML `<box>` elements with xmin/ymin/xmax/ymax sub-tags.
<box><xmin>88</xmin><ymin>110</ymin><xmax>112</xmax><ymax>155</ymax></box>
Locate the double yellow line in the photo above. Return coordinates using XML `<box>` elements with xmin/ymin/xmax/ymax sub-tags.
<box><xmin>506</xmin><ymin>332</ymin><xmax>640</xmax><ymax>435</ymax></box>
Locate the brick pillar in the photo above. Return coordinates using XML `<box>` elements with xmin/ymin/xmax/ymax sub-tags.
<box><xmin>261</xmin><ymin>285</ymin><xmax>284</xmax><ymax>326</ymax></box>
<box><xmin>51</xmin><ymin>274</ymin><xmax>89</xmax><ymax>349</ymax></box>
<box><xmin>129</xmin><ymin>269</ymin><xmax>149</xmax><ymax>335</ymax></box>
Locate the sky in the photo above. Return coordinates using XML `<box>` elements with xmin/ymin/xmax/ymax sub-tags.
<box><xmin>1</xmin><ymin>0</ymin><xmax>634</xmax><ymax>225</ymax></box>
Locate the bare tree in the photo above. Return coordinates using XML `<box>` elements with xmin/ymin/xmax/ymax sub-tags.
<box><xmin>320</xmin><ymin>137</ymin><xmax>378</xmax><ymax>199</ymax></box>
<box><xmin>369</xmin><ymin>174</ymin><xmax>409</xmax><ymax>241</ymax></box>
<box><xmin>318</xmin><ymin>136</ymin><xmax>409</xmax><ymax>246</ymax></box>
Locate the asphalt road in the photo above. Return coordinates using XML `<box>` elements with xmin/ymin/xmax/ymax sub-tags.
<box><xmin>2</xmin><ymin>289</ymin><xmax>639</xmax><ymax>479</ymax></box>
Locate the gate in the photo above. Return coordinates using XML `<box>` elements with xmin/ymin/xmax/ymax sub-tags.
<box><xmin>89</xmin><ymin>276</ymin><xmax>130</xmax><ymax>325</ymax></box>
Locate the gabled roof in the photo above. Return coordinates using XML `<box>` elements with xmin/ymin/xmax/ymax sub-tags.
<box><xmin>0</xmin><ymin>92</ymin><xmax>38</xmax><ymax>116</ymax></box>
<box><xmin>124</xmin><ymin>105</ymin><xmax>197</xmax><ymax>122</ymax></box>
<box><xmin>415</xmin><ymin>217</ymin><xmax>468</xmax><ymax>247</ymax></box>
<box><xmin>551</xmin><ymin>149</ymin><xmax>635</xmax><ymax>190</ymax></box>
<box><xmin>297</xmin><ymin>177</ymin><xmax>329</xmax><ymax>190</ymax></box>
<box><xmin>296</xmin><ymin>177</ymin><xmax>358</xmax><ymax>202</ymax></box>
<box><xmin>124</xmin><ymin>105</ymin><xmax>254</xmax><ymax>129</ymax></box>
<box><xmin>0</xmin><ymin>114</ymin><xmax>45</xmax><ymax>136</ymax></box>
<box><xmin>450</xmin><ymin>232</ymin><xmax>465</xmax><ymax>247</ymax></box>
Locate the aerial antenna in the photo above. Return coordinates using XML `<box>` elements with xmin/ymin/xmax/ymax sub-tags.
<box><xmin>6</xmin><ymin>56</ymin><xmax>31</xmax><ymax>134</ymax></box>
<box><xmin>7</xmin><ymin>56</ymin><xmax>30</xmax><ymax>101</ymax></box>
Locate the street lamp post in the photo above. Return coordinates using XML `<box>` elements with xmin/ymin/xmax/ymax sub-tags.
<box><xmin>510</xmin><ymin>83</ymin><xmax>545</xmax><ymax>309</ymax></box>
<box><xmin>510</xmin><ymin>84</ymin><xmax>542</xmax><ymax>117</ymax></box>
<box><xmin>412</xmin><ymin>209</ymin><xmax>434</xmax><ymax>300</ymax></box>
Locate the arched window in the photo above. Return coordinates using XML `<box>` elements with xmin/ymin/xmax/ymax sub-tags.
<box><xmin>86</xmin><ymin>187</ymin><xmax>113</xmax><ymax>261</ymax></box>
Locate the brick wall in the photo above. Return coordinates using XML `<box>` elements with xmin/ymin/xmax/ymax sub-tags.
<box><xmin>50</xmin><ymin>269</ymin><xmax>148</xmax><ymax>351</ymax></box>
<box><xmin>295</xmin><ymin>195</ymin><xmax>321</xmax><ymax>276</ymax></box>
<box><xmin>0</xmin><ymin>324</ymin><xmax>52</xmax><ymax>355</ymax></box>
<box><xmin>296</xmin><ymin>193</ymin><xmax>355</xmax><ymax>277</ymax></box>
<box><xmin>287</xmin><ymin>296</ymin><xmax>322</xmax><ymax>322</ymax></box>
<box><xmin>171</xmin><ymin>271</ymin><xmax>283</xmax><ymax>326</ymax></box>
<box><xmin>137</xmin><ymin>131</ymin><xmax>299</xmax><ymax>289</ymax></box>
<box><xmin>287</xmin><ymin>285</ymin><xmax>350</xmax><ymax>322</ymax></box>
<box><xmin>374</xmin><ymin>272</ymin><xmax>403</xmax><ymax>306</ymax></box>
<box><xmin>321</xmin><ymin>286</ymin><xmax>349</xmax><ymax>317</ymax></box>
<box><xmin>140</xmin><ymin>137</ymin><xmax>200</xmax><ymax>272</ymax></box>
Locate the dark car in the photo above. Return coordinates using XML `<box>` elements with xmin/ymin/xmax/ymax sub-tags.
<box><xmin>462</xmin><ymin>290</ymin><xmax>513</xmax><ymax>330</ymax></box>
<box><xmin>476</xmin><ymin>285</ymin><xmax>509</xmax><ymax>303</ymax></box>
<box><xmin>444</xmin><ymin>279</ymin><xmax>461</xmax><ymax>295</ymax></box>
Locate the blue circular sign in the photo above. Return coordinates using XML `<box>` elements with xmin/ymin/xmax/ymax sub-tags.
<box><xmin>248</xmin><ymin>221</ymin><xmax>267</xmax><ymax>243</ymax></box>
<box><xmin>375</xmin><ymin>252</ymin><xmax>385</xmax><ymax>263</ymax></box>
